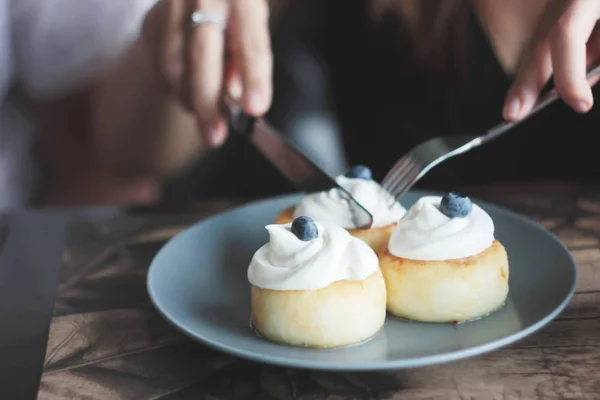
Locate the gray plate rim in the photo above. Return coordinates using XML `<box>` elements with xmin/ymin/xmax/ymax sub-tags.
<box><xmin>147</xmin><ymin>190</ymin><xmax>577</xmax><ymax>370</ymax></box>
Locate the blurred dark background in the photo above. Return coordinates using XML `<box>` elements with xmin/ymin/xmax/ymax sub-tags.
<box><xmin>160</xmin><ymin>0</ymin><xmax>600</xmax><ymax>205</ymax></box>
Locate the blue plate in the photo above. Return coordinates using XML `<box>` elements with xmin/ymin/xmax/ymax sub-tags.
<box><xmin>147</xmin><ymin>191</ymin><xmax>577</xmax><ymax>370</ymax></box>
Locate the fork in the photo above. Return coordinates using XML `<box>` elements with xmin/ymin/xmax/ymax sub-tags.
<box><xmin>382</xmin><ymin>64</ymin><xmax>600</xmax><ymax>202</ymax></box>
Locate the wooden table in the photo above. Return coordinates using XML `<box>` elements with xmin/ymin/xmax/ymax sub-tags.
<box><xmin>37</xmin><ymin>183</ymin><xmax>600</xmax><ymax>399</ymax></box>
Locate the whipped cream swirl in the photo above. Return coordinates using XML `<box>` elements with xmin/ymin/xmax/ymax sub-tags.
<box><xmin>248</xmin><ymin>222</ymin><xmax>379</xmax><ymax>290</ymax></box>
<box><xmin>388</xmin><ymin>196</ymin><xmax>494</xmax><ymax>261</ymax></box>
<box><xmin>293</xmin><ymin>176</ymin><xmax>406</xmax><ymax>229</ymax></box>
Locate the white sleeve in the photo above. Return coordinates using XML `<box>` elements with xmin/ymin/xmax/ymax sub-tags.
<box><xmin>11</xmin><ymin>0</ymin><xmax>158</xmax><ymax>100</ymax></box>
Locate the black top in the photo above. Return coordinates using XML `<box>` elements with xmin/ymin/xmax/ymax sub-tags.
<box><xmin>162</xmin><ymin>0</ymin><xmax>600</xmax><ymax>202</ymax></box>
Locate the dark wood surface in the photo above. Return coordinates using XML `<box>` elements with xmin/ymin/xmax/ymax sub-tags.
<box><xmin>37</xmin><ymin>184</ymin><xmax>600</xmax><ymax>399</ymax></box>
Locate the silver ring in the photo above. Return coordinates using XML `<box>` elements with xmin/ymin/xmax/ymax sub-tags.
<box><xmin>189</xmin><ymin>10</ymin><xmax>226</xmax><ymax>30</ymax></box>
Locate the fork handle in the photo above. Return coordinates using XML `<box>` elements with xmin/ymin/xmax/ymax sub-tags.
<box><xmin>480</xmin><ymin>63</ymin><xmax>600</xmax><ymax>145</ymax></box>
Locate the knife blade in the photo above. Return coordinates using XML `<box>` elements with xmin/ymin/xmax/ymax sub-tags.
<box><xmin>224</xmin><ymin>99</ymin><xmax>373</xmax><ymax>229</ymax></box>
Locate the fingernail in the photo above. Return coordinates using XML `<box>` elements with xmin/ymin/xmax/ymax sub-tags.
<box><xmin>228</xmin><ymin>77</ymin><xmax>243</xmax><ymax>100</ymax></box>
<box><xmin>204</xmin><ymin>123</ymin><xmax>225</xmax><ymax>147</ymax></box>
<box><xmin>576</xmin><ymin>100</ymin><xmax>592</xmax><ymax>113</ymax></box>
<box><xmin>247</xmin><ymin>91</ymin><xmax>267</xmax><ymax>114</ymax></box>
<box><xmin>504</xmin><ymin>97</ymin><xmax>521</xmax><ymax>120</ymax></box>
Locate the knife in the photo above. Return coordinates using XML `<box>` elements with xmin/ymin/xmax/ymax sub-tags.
<box><xmin>223</xmin><ymin>98</ymin><xmax>373</xmax><ymax>229</ymax></box>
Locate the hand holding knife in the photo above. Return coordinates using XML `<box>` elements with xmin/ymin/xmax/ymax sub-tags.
<box><xmin>221</xmin><ymin>96</ymin><xmax>374</xmax><ymax>229</ymax></box>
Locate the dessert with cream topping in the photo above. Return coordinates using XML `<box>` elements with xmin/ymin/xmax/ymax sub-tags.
<box><xmin>379</xmin><ymin>192</ymin><xmax>509</xmax><ymax>323</ymax></box>
<box><xmin>248</xmin><ymin>216</ymin><xmax>387</xmax><ymax>348</ymax></box>
<box><xmin>274</xmin><ymin>165</ymin><xmax>406</xmax><ymax>252</ymax></box>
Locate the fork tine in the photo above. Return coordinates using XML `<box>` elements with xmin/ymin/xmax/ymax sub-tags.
<box><xmin>391</xmin><ymin>179</ymin><xmax>416</xmax><ymax>203</ymax></box>
<box><xmin>381</xmin><ymin>157</ymin><xmax>409</xmax><ymax>188</ymax></box>
<box><xmin>387</xmin><ymin>160</ymin><xmax>421</xmax><ymax>203</ymax></box>
<box><xmin>391</xmin><ymin>170</ymin><xmax>419</xmax><ymax>199</ymax></box>
<box><xmin>381</xmin><ymin>159</ymin><xmax>405</xmax><ymax>190</ymax></box>
<box><xmin>383</xmin><ymin>156</ymin><xmax>418</xmax><ymax>193</ymax></box>
<box><xmin>382</xmin><ymin>157</ymin><xmax>414</xmax><ymax>191</ymax></box>
<box><xmin>381</xmin><ymin>160</ymin><xmax>417</xmax><ymax>209</ymax></box>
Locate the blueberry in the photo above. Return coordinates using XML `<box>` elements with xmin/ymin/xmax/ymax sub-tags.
<box><xmin>291</xmin><ymin>216</ymin><xmax>319</xmax><ymax>241</ymax></box>
<box><xmin>440</xmin><ymin>192</ymin><xmax>472</xmax><ymax>218</ymax></box>
<box><xmin>345</xmin><ymin>165</ymin><xmax>372</xmax><ymax>180</ymax></box>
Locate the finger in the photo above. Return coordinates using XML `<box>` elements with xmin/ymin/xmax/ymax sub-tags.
<box><xmin>142</xmin><ymin>1</ymin><xmax>168</xmax><ymax>89</ymax></box>
<box><xmin>230</xmin><ymin>0</ymin><xmax>273</xmax><ymax>115</ymax></box>
<box><xmin>224</xmin><ymin>59</ymin><xmax>243</xmax><ymax>100</ymax></box>
<box><xmin>161</xmin><ymin>0</ymin><xmax>186</xmax><ymax>93</ymax></box>
<box><xmin>224</xmin><ymin>42</ymin><xmax>243</xmax><ymax>100</ymax></box>
<box><xmin>503</xmin><ymin>2</ymin><xmax>565</xmax><ymax>121</ymax></box>
<box><xmin>502</xmin><ymin>44</ymin><xmax>553</xmax><ymax>121</ymax></box>
<box><xmin>182</xmin><ymin>0</ymin><xmax>228</xmax><ymax>147</ymax></box>
<box><xmin>549</xmin><ymin>1</ymin><xmax>597</xmax><ymax>113</ymax></box>
<box><xmin>586</xmin><ymin>25</ymin><xmax>600</xmax><ymax>87</ymax></box>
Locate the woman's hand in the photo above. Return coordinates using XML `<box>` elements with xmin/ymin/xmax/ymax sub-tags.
<box><xmin>503</xmin><ymin>0</ymin><xmax>600</xmax><ymax>122</ymax></box>
<box><xmin>142</xmin><ymin>0</ymin><xmax>273</xmax><ymax>147</ymax></box>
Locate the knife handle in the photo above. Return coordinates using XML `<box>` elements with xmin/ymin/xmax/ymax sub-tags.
<box><xmin>221</xmin><ymin>95</ymin><xmax>256</xmax><ymax>136</ymax></box>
